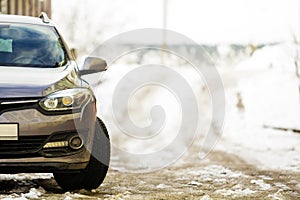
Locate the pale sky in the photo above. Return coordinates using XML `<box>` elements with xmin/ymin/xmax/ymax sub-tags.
<box><xmin>53</xmin><ymin>0</ymin><xmax>300</xmax><ymax>44</ymax></box>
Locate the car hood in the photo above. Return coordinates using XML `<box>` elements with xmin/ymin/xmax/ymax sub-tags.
<box><xmin>0</xmin><ymin>65</ymin><xmax>75</xmax><ymax>98</ymax></box>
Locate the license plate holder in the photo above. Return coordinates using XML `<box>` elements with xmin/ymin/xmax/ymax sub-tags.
<box><xmin>0</xmin><ymin>123</ymin><xmax>19</xmax><ymax>140</ymax></box>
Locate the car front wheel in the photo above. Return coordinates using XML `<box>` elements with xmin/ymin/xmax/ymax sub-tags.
<box><xmin>54</xmin><ymin>118</ymin><xmax>110</xmax><ymax>191</ymax></box>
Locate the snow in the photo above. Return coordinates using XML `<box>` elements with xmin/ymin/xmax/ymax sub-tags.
<box><xmin>213</xmin><ymin>178</ymin><xmax>227</xmax><ymax>184</ymax></box>
<box><xmin>215</xmin><ymin>188</ymin><xmax>257</xmax><ymax>197</ymax></box>
<box><xmin>95</xmin><ymin>60</ymin><xmax>210</xmax><ymax>172</ymax></box>
<box><xmin>51</xmin><ymin>0</ymin><xmax>300</xmax><ymax>174</ymax></box>
<box><xmin>258</xmin><ymin>175</ymin><xmax>273</xmax><ymax>181</ymax></box>
<box><xmin>187</xmin><ymin>165</ymin><xmax>247</xmax><ymax>179</ymax></box>
<box><xmin>188</xmin><ymin>181</ymin><xmax>202</xmax><ymax>186</ymax></box>
<box><xmin>0</xmin><ymin>174</ymin><xmax>52</xmax><ymax>181</ymax></box>
<box><xmin>0</xmin><ymin>174</ymin><xmax>52</xmax><ymax>199</ymax></box>
<box><xmin>21</xmin><ymin>188</ymin><xmax>43</xmax><ymax>199</ymax></box>
<box><xmin>216</xmin><ymin>43</ymin><xmax>300</xmax><ymax>172</ymax></box>
<box><xmin>91</xmin><ymin>42</ymin><xmax>300</xmax><ymax>174</ymax></box>
<box><xmin>250</xmin><ymin>180</ymin><xmax>272</xmax><ymax>191</ymax></box>
<box><xmin>267</xmin><ymin>189</ymin><xmax>286</xmax><ymax>200</ymax></box>
<box><xmin>1</xmin><ymin>196</ymin><xmax>25</xmax><ymax>200</ymax></box>
<box><xmin>200</xmin><ymin>195</ymin><xmax>212</xmax><ymax>200</ymax></box>
<box><xmin>274</xmin><ymin>182</ymin><xmax>291</xmax><ymax>190</ymax></box>
<box><xmin>156</xmin><ymin>183</ymin><xmax>170</xmax><ymax>189</ymax></box>
<box><xmin>1</xmin><ymin>188</ymin><xmax>44</xmax><ymax>200</ymax></box>
<box><xmin>64</xmin><ymin>196</ymin><xmax>72</xmax><ymax>200</ymax></box>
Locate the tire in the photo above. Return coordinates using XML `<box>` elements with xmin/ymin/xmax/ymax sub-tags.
<box><xmin>54</xmin><ymin>118</ymin><xmax>110</xmax><ymax>191</ymax></box>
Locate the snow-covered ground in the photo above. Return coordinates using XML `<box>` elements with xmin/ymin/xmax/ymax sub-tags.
<box><xmin>218</xmin><ymin>43</ymin><xmax>300</xmax><ymax>172</ymax></box>
<box><xmin>92</xmin><ymin>42</ymin><xmax>300</xmax><ymax>173</ymax></box>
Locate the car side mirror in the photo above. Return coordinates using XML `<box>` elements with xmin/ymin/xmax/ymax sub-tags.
<box><xmin>79</xmin><ymin>57</ymin><xmax>107</xmax><ymax>76</ymax></box>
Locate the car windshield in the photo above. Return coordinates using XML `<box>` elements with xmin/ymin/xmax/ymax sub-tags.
<box><xmin>0</xmin><ymin>23</ymin><xmax>68</xmax><ymax>68</ymax></box>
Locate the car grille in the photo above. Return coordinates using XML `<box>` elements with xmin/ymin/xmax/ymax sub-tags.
<box><xmin>0</xmin><ymin>98</ymin><xmax>40</xmax><ymax>115</ymax></box>
<box><xmin>0</xmin><ymin>136</ymin><xmax>48</xmax><ymax>158</ymax></box>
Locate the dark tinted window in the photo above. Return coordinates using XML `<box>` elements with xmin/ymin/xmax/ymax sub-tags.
<box><xmin>0</xmin><ymin>23</ymin><xmax>68</xmax><ymax>68</ymax></box>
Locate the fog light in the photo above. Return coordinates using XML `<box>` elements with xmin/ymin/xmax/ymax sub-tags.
<box><xmin>44</xmin><ymin>141</ymin><xmax>68</xmax><ymax>149</ymax></box>
<box><xmin>69</xmin><ymin>136</ymin><xmax>83</xmax><ymax>150</ymax></box>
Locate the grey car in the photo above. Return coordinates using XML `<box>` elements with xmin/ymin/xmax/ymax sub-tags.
<box><xmin>0</xmin><ymin>13</ymin><xmax>110</xmax><ymax>190</ymax></box>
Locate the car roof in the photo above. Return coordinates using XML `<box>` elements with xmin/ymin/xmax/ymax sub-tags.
<box><xmin>0</xmin><ymin>14</ymin><xmax>54</xmax><ymax>26</ymax></box>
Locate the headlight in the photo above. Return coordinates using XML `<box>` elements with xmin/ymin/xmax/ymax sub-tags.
<box><xmin>39</xmin><ymin>88</ymin><xmax>93</xmax><ymax>111</ymax></box>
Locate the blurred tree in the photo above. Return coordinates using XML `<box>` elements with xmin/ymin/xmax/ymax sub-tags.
<box><xmin>53</xmin><ymin>0</ymin><xmax>128</xmax><ymax>63</ymax></box>
<box><xmin>292</xmin><ymin>32</ymin><xmax>300</xmax><ymax>105</ymax></box>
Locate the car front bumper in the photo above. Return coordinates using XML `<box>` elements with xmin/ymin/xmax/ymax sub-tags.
<box><xmin>0</xmin><ymin>149</ymin><xmax>90</xmax><ymax>173</ymax></box>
